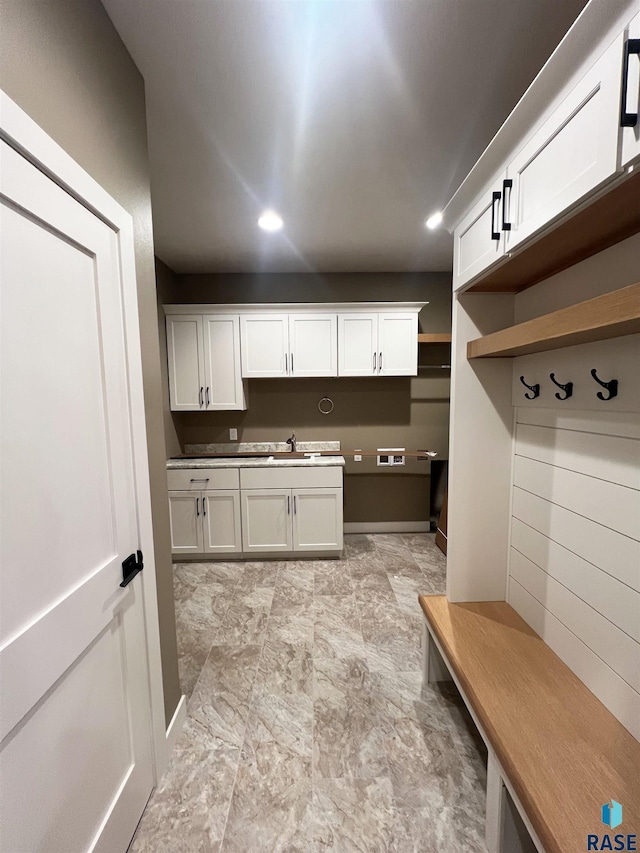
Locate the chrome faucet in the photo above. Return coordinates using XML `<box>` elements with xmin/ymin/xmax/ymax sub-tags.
<box><xmin>286</xmin><ymin>431</ymin><xmax>297</xmax><ymax>453</ymax></box>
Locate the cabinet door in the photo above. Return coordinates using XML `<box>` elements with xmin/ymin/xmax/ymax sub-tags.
<box><xmin>289</xmin><ymin>313</ymin><xmax>337</xmax><ymax>377</ymax></box>
<box><xmin>168</xmin><ymin>491</ymin><xmax>203</xmax><ymax>555</ymax></box>
<box><xmin>621</xmin><ymin>13</ymin><xmax>640</xmax><ymax>169</ymax></box>
<box><xmin>506</xmin><ymin>35</ymin><xmax>622</xmax><ymax>252</ymax></box>
<box><xmin>378</xmin><ymin>313</ymin><xmax>418</xmax><ymax>376</ymax></box>
<box><xmin>338</xmin><ymin>313</ymin><xmax>378</xmax><ymax>376</ymax></box>
<box><xmin>166</xmin><ymin>315</ymin><xmax>204</xmax><ymax>410</ymax></box>
<box><xmin>240</xmin><ymin>314</ymin><xmax>289</xmax><ymax>377</ymax></box>
<box><xmin>241</xmin><ymin>489</ymin><xmax>293</xmax><ymax>553</ymax></box>
<box><xmin>202</xmin><ymin>490</ymin><xmax>242</xmax><ymax>554</ymax></box>
<box><xmin>292</xmin><ymin>488</ymin><xmax>343</xmax><ymax>552</ymax></box>
<box><xmin>452</xmin><ymin>171</ymin><xmax>507</xmax><ymax>292</ymax></box>
<box><xmin>203</xmin><ymin>314</ymin><xmax>246</xmax><ymax>410</ymax></box>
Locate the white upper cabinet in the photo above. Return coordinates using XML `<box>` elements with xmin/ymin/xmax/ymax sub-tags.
<box><xmin>167</xmin><ymin>312</ymin><xmax>246</xmax><ymax>411</ymax></box>
<box><xmin>166</xmin><ymin>315</ymin><xmax>204</xmax><ymax>410</ymax></box>
<box><xmin>621</xmin><ymin>13</ymin><xmax>640</xmax><ymax>169</ymax></box>
<box><xmin>378</xmin><ymin>312</ymin><xmax>419</xmax><ymax>376</ymax></box>
<box><xmin>240</xmin><ymin>314</ymin><xmax>289</xmax><ymax>378</ymax></box>
<box><xmin>453</xmin><ymin>169</ymin><xmax>508</xmax><ymax>291</ymax></box>
<box><xmin>505</xmin><ymin>34</ymin><xmax>623</xmax><ymax>253</ymax></box>
<box><xmin>203</xmin><ymin>315</ymin><xmax>246</xmax><ymax>410</ymax></box>
<box><xmin>338</xmin><ymin>313</ymin><xmax>378</xmax><ymax>376</ymax></box>
<box><xmin>289</xmin><ymin>313</ymin><xmax>337</xmax><ymax>377</ymax></box>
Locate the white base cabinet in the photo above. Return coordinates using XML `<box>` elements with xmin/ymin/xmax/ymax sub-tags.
<box><xmin>168</xmin><ymin>489</ymin><xmax>242</xmax><ymax>555</ymax></box>
<box><xmin>293</xmin><ymin>488</ymin><xmax>343</xmax><ymax>552</ymax></box>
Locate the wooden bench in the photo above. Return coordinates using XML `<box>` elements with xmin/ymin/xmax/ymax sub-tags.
<box><xmin>418</xmin><ymin>595</ymin><xmax>640</xmax><ymax>853</ymax></box>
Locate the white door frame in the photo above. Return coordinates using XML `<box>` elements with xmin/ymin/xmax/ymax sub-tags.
<box><xmin>0</xmin><ymin>89</ymin><xmax>169</xmax><ymax>780</ymax></box>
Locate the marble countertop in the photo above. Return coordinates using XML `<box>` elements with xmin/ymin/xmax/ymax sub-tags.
<box><xmin>167</xmin><ymin>440</ymin><xmax>345</xmax><ymax>470</ymax></box>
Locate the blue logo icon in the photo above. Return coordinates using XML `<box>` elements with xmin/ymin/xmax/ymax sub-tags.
<box><xmin>602</xmin><ymin>800</ymin><xmax>623</xmax><ymax>830</ymax></box>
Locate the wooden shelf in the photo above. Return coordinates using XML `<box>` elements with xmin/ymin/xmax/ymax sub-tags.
<box><xmin>466</xmin><ymin>170</ymin><xmax>640</xmax><ymax>293</ymax></box>
<box><xmin>467</xmin><ymin>282</ymin><xmax>640</xmax><ymax>359</ymax></box>
<box><xmin>418</xmin><ymin>333</ymin><xmax>452</xmax><ymax>343</ymax></box>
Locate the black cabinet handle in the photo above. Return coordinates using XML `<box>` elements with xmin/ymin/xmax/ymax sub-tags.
<box><xmin>287</xmin><ymin>495</ymin><xmax>290</xmax><ymax>515</ymax></box>
<box><xmin>293</xmin><ymin>495</ymin><xmax>297</xmax><ymax>514</ymax></box>
<box><xmin>501</xmin><ymin>179</ymin><xmax>513</xmax><ymax>231</ymax></box>
<box><xmin>199</xmin><ymin>387</ymin><xmax>203</xmax><ymax>407</ymax></box>
<box><xmin>621</xmin><ymin>38</ymin><xmax>640</xmax><ymax>128</ymax></box>
<box><xmin>196</xmin><ymin>497</ymin><xmax>200</xmax><ymax>516</ymax></box>
<box><xmin>373</xmin><ymin>352</ymin><xmax>376</xmax><ymax>373</ymax></box>
<box><xmin>203</xmin><ymin>496</ymin><xmax>207</xmax><ymax>517</ymax></box>
<box><xmin>490</xmin><ymin>191</ymin><xmax>501</xmax><ymax>241</ymax></box>
<box><xmin>205</xmin><ymin>387</ymin><xmax>210</xmax><ymax>407</ymax></box>
<box><xmin>379</xmin><ymin>352</ymin><xmax>383</xmax><ymax>371</ymax></box>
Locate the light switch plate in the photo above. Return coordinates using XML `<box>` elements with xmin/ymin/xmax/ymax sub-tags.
<box><xmin>229</xmin><ymin>428</ymin><xmax>238</xmax><ymax>441</ymax></box>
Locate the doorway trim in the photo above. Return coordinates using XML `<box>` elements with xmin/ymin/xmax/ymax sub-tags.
<box><xmin>0</xmin><ymin>89</ymin><xmax>170</xmax><ymax>779</ymax></box>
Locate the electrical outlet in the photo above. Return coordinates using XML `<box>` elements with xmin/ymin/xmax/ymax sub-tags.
<box><xmin>229</xmin><ymin>428</ymin><xmax>238</xmax><ymax>441</ymax></box>
<box><xmin>377</xmin><ymin>448</ymin><xmax>405</xmax><ymax>466</ymax></box>
<box><xmin>354</xmin><ymin>449</ymin><xmax>362</xmax><ymax>462</ymax></box>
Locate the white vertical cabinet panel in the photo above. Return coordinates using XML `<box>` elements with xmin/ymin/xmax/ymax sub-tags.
<box><xmin>515</xmin><ymin>422</ymin><xmax>640</xmax><ymax>488</ymax></box>
<box><xmin>621</xmin><ymin>12</ymin><xmax>640</xmax><ymax>169</ymax></box>
<box><xmin>511</xmin><ymin>518</ymin><xmax>640</xmax><ymax>641</ymax></box>
<box><xmin>452</xmin><ymin>170</ymin><xmax>507</xmax><ymax>292</ymax></box>
<box><xmin>512</xmin><ymin>488</ymin><xmax>640</xmax><ymax>592</ymax></box>
<box><xmin>241</xmin><ymin>314</ymin><xmax>289</xmax><ymax>378</ymax></box>
<box><xmin>292</xmin><ymin>488</ymin><xmax>343</xmax><ymax>551</ymax></box>
<box><xmin>168</xmin><ymin>492</ymin><xmax>203</xmax><ymax>554</ymax></box>
<box><xmin>166</xmin><ymin>315</ymin><xmax>204</xmax><ymax>410</ymax></box>
<box><xmin>241</xmin><ymin>489</ymin><xmax>293</xmax><ymax>552</ymax></box>
<box><xmin>289</xmin><ymin>314</ymin><xmax>337</xmax><ymax>377</ymax></box>
<box><xmin>506</xmin><ymin>35</ymin><xmax>622</xmax><ymax>252</ymax></box>
<box><xmin>203</xmin><ymin>315</ymin><xmax>246</xmax><ymax>410</ymax></box>
<box><xmin>509</xmin><ymin>578</ymin><xmax>640</xmax><ymax>741</ymax></box>
<box><xmin>202</xmin><ymin>490</ymin><xmax>242</xmax><ymax>554</ymax></box>
<box><xmin>510</xmin><ymin>549</ymin><xmax>640</xmax><ymax>691</ymax></box>
<box><xmin>378</xmin><ymin>313</ymin><xmax>418</xmax><ymax>376</ymax></box>
<box><xmin>338</xmin><ymin>313</ymin><xmax>378</xmax><ymax>376</ymax></box>
<box><xmin>513</xmin><ymin>455</ymin><xmax>640</xmax><ymax>539</ymax></box>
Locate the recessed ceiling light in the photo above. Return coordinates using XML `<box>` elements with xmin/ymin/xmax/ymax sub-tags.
<box><xmin>425</xmin><ymin>211</ymin><xmax>443</xmax><ymax>230</ymax></box>
<box><xmin>258</xmin><ymin>209</ymin><xmax>283</xmax><ymax>232</ymax></box>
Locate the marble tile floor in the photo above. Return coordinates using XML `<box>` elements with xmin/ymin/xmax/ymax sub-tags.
<box><xmin>129</xmin><ymin>533</ymin><xmax>488</xmax><ymax>853</ymax></box>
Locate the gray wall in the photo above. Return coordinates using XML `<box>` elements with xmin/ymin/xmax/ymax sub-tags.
<box><xmin>0</xmin><ymin>0</ymin><xmax>181</xmax><ymax>724</ymax></box>
<box><xmin>165</xmin><ymin>272</ymin><xmax>452</xmax><ymax>524</ymax></box>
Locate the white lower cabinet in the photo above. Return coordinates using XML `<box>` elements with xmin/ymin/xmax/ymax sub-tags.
<box><xmin>292</xmin><ymin>488</ymin><xmax>343</xmax><ymax>552</ymax></box>
<box><xmin>202</xmin><ymin>490</ymin><xmax>242</xmax><ymax>554</ymax></box>
<box><xmin>168</xmin><ymin>491</ymin><xmax>203</xmax><ymax>555</ymax></box>
<box><xmin>241</xmin><ymin>489</ymin><xmax>293</xmax><ymax>553</ymax></box>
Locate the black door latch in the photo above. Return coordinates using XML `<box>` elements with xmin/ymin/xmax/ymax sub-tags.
<box><xmin>120</xmin><ymin>550</ymin><xmax>144</xmax><ymax>587</ymax></box>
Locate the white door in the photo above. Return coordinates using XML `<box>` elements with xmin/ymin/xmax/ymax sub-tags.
<box><xmin>378</xmin><ymin>313</ymin><xmax>418</xmax><ymax>376</ymax></box>
<box><xmin>168</xmin><ymin>491</ymin><xmax>204</xmax><ymax>555</ymax></box>
<box><xmin>292</xmin><ymin>488</ymin><xmax>343</xmax><ymax>552</ymax></box>
<box><xmin>506</xmin><ymin>34</ymin><xmax>622</xmax><ymax>252</ymax></box>
<box><xmin>241</xmin><ymin>489</ymin><xmax>293</xmax><ymax>553</ymax></box>
<box><xmin>0</xmin><ymin>141</ymin><xmax>154</xmax><ymax>851</ymax></box>
<box><xmin>338</xmin><ymin>313</ymin><xmax>379</xmax><ymax>376</ymax></box>
<box><xmin>452</xmin><ymin>170</ymin><xmax>507</xmax><ymax>291</ymax></box>
<box><xmin>166</xmin><ymin>314</ymin><xmax>205</xmax><ymax>410</ymax></box>
<box><xmin>240</xmin><ymin>314</ymin><xmax>289</xmax><ymax>377</ymax></box>
<box><xmin>621</xmin><ymin>13</ymin><xmax>640</xmax><ymax>169</ymax></box>
<box><xmin>289</xmin><ymin>313</ymin><xmax>337</xmax><ymax>377</ymax></box>
<box><xmin>202</xmin><ymin>314</ymin><xmax>246</xmax><ymax>410</ymax></box>
<box><xmin>202</xmin><ymin>490</ymin><xmax>242</xmax><ymax>554</ymax></box>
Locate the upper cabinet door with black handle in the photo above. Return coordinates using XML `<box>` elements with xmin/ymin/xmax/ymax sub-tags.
<box><xmin>621</xmin><ymin>13</ymin><xmax>640</xmax><ymax>169</ymax></box>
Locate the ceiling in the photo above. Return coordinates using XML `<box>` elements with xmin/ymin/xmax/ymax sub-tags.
<box><xmin>102</xmin><ymin>0</ymin><xmax>588</xmax><ymax>274</ymax></box>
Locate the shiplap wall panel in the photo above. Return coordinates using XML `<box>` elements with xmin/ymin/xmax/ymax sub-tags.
<box><xmin>509</xmin><ymin>578</ymin><xmax>640</xmax><ymax>741</ymax></box>
<box><xmin>512</xmin><ymin>488</ymin><xmax>640</xmax><ymax>591</ymax></box>
<box><xmin>510</xmin><ymin>550</ymin><xmax>640</xmax><ymax>691</ymax></box>
<box><xmin>509</xmin><ymin>407</ymin><xmax>639</xmax><ymax>738</ymax></box>
<box><xmin>513</xmin><ymin>455</ymin><xmax>639</xmax><ymax>538</ymax></box>
<box><xmin>511</xmin><ymin>518</ymin><xmax>640</xmax><ymax>639</ymax></box>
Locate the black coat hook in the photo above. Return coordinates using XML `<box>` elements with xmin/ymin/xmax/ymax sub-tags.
<box><xmin>519</xmin><ymin>375</ymin><xmax>540</xmax><ymax>400</ymax></box>
<box><xmin>549</xmin><ymin>372</ymin><xmax>573</xmax><ymax>401</ymax></box>
<box><xmin>591</xmin><ymin>368</ymin><xmax>618</xmax><ymax>401</ymax></box>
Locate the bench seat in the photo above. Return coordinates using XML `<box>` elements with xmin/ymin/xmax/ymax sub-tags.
<box><xmin>419</xmin><ymin>595</ymin><xmax>640</xmax><ymax>853</ymax></box>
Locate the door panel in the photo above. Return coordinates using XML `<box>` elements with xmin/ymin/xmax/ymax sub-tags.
<box><xmin>621</xmin><ymin>13</ymin><xmax>640</xmax><ymax>169</ymax></box>
<box><xmin>338</xmin><ymin>313</ymin><xmax>378</xmax><ymax>376</ymax></box>
<box><xmin>378</xmin><ymin>313</ymin><xmax>418</xmax><ymax>376</ymax></box>
<box><xmin>289</xmin><ymin>313</ymin><xmax>337</xmax><ymax>377</ymax></box>
<box><xmin>241</xmin><ymin>489</ymin><xmax>293</xmax><ymax>552</ymax></box>
<box><xmin>203</xmin><ymin>490</ymin><xmax>242</xmax><ymax>553</ymax></box>
<box><xmin>203</xmin><ymin>314</ymin><xmax>246</xmax><ymax>410</ymax></box>
<box><xmin>166</xmin><ymin>314</ymin><xmax>204</xmax><ymax>410</ymax></box>
<box><xmin>453</xmin><ymin>172</ymin><xmax>507</xmax><ymax>291</ymax></box>
<box><xmin>292</xmin><ymin>488</ymin><xmax>343</xmax><ymax>552</ymax></box>
<box><xmin>0</xmin><ymin>140</ymin><xmax>153</xmax><ymax>852</ymax></box>
<box><xmin>240</xmin><ymin>314</ymin><xmax>289</xmax><ymax>377</ymax></box>
<box><xmin>168</xmin><ymin>491</ymin><xmax>203</xmax><ymax>554</ymax></box>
